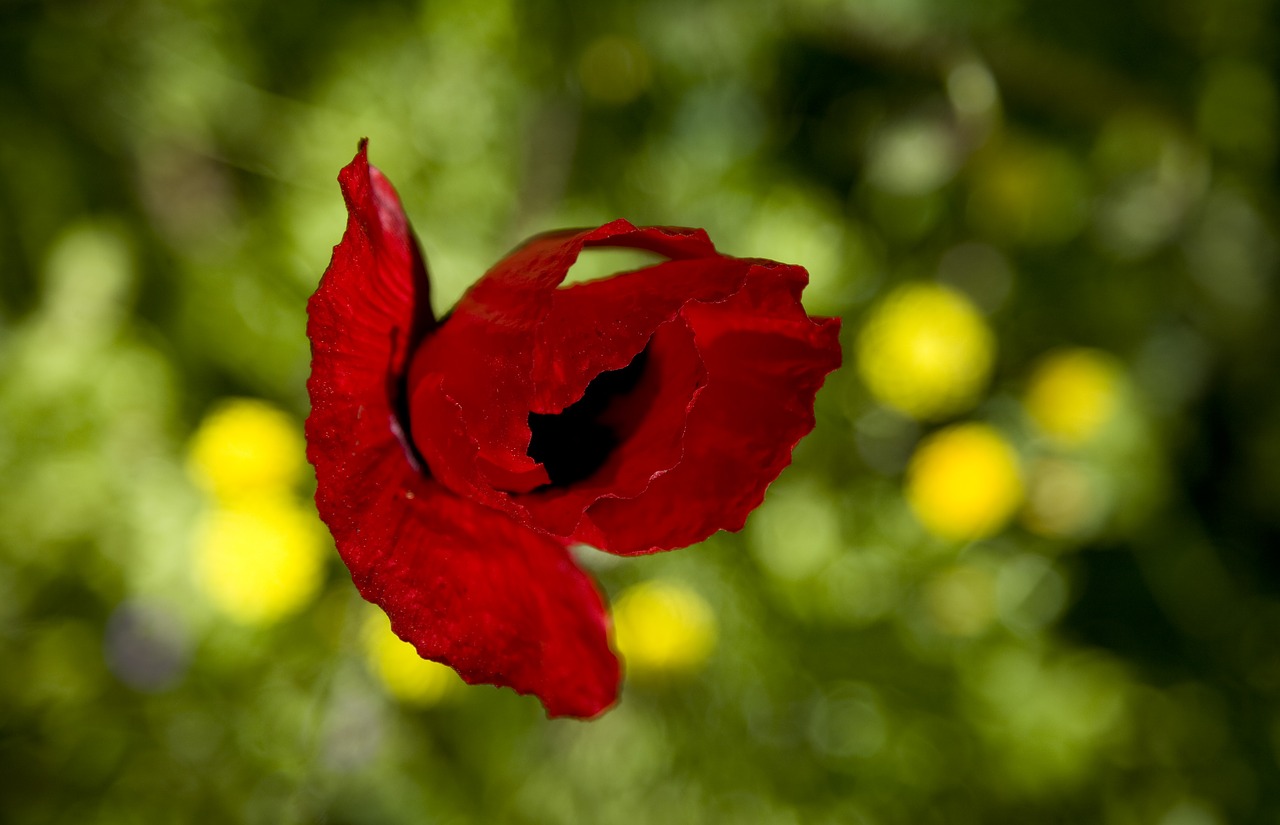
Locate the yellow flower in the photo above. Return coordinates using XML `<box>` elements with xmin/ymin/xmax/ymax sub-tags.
<box><xmin>857</xmin><ymin>284</ymin><xmax>995</xmax><ymax>420</ymax></box>
<box><xmin>361</xmin><ymin>611</ymin><xmax>461</xmax><ymax>706</ymax></box>
<box><xmin>193</xmin><ymin>497</ymin><xmax>327</xmax><ymax>626</ymax></box>
<box><xmin>1024</xmin><ymin>348</ymin><xmax>1122</xmax><ymax>445</ymax></box>
<box><xmin>187</xmin><ymin>398</ymin><xmax>306</xmax><ymax>502</ymax></box>
<box><xmin>612</xmin><ymin>580</ymin><xmax>717</xmax><ymax>679</ymax></box>
<box><xmin>906</xmin><ymin>423</ymin><xmax>1023</xmax><ymax>542</ymax></box>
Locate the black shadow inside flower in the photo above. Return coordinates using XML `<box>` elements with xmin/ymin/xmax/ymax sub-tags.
<box><xmin>527</xmin><ymin>346</ymin><xmax>649</xmax><ymax>488</ymax></box>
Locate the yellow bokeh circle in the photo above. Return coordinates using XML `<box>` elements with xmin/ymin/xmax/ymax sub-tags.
<box><xmin>361</xmin><ymin>611</ymin><xmax>461</xmax><ymax>707</ymax></box>
<box><xmin>1023</xmin><ymin>348</ymin><xmax>1122</xmax><ymax>445</ymax></box>
<box><xmin>612</xmin><ymin>580</ymin><xmax>717</xmax><ymax>679</ymax></box>
<box><xmin>857</xmin><ymin>283</ymin><xmax>995</xmax><ymax>420</ymax></box>
<box><xmin>187</xmin><ymin>398</ymin><xmax>306</xmax><ymax>502</ymax></box>
<box><xmin>906</xmin><ymin>422</ymin><xmax>1023</xmax><ymax>542</ymax></box>
<box><xmin>193</xmin><ymin>497</ymin><xmax>327</xmax><ymax>626</ymax></box>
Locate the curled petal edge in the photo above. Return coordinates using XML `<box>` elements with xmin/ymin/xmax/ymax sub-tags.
<box><xmin>306</xmin><ymin>141</ymin><xmax>617</xmax><ymax>718</ymax></box>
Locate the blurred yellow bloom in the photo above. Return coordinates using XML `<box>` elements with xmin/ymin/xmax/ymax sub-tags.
<box><xmin>1024</xmin><ymin>349</ymin><xmax>1122</xmax><ymax>445</ymax></box>
<box><xmin>361</xmin><ymin>611</ymin><xmax>461</xmax><ymax>706</ymax></box>
<box><xmin>907</xmin><ymin>423</ymin><xmax>1023</xmax><ymax>542</ymax></box>
<box><xmin>193</xmin><ymin>498</ymin><xmax>326</xmax><ymax>626</ymax></box>
<box><xmin>187</xmin><ymin>398</ymin><xmax>306</xmax><ymax>502</ymax></box>
<box><xmin>612</xmin><ymin>580</ymin><xmax>717</xmax><ymax>679</ymax></box>
<box><xmin>857</xmin><ymin>283</ymin><xmax>995</xmax><ymax>420</ymax></box>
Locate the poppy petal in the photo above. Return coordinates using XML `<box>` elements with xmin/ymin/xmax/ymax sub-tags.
<box><xmin>405</xmin><ymin>224</ymin><xmax>753</xmax><ymax>530</ymax></box>
<box><xmin>307</xmin><ymin>140</ymin><xmax>435</xmax><ymax>555</ymax></box>
<box><xmin>583</xmin><ymin>262</ymin><xmax>843</xmax><ymax>555</ymax></box>
<box><xmin>352</xmin><ymin>463</ymin><xmax>618</xmax><ymax>719</ymax></box>
<box><xmin>529</xmin><ymin>253</ymin><xmax>753</xmax><ymax>415</ymax></box>
<box><xmin>307</xmin><ymin>142</ymin><xmax>616</xmax><ymax>717</ymax></box>
<box><xmin>518</xmin><ymin>313</ymin><xmax>707</xmax><ymax>537</ymax></box>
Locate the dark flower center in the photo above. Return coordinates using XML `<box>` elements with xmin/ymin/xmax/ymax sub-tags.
<box><xmin>527</xmin><ymin>347</ymin><xmax>650</xmax><ymax>487</ymax></box>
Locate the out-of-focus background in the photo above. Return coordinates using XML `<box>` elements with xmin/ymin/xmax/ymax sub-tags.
<box><xmin>2</xmin><ymin>0</ymin><xmax>1278</xmax><ymax>822</ymax></box>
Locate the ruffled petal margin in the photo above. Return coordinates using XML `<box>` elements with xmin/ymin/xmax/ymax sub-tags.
<box><xmin>584</xmin><ymin>261</ymin><xmax>843</xmax><ymax>554</ymax></box>
<box><xmin>407</xmin><ymin>221</ymin><xmax>733</xmax><ymax>500</ymax></box>
<box><xmin>407</xmin><ymin>225</ymin><xmax>841</xmax><ymax>554</ymax></box>
<box><xmin>306</xmin><ymin>141</ymin><xmax>617</xmax><ymax>718</ymax></box>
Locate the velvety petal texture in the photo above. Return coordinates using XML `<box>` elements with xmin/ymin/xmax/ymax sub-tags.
<box><xmin>308</xmin><ymin>142</ymin><xmax>840</xmax><ymax>719</ymax></box>
<box><xmin>585</xmin><ymin>262</ymin><xmax>842</xmax><ymax>554</ymax></box>
<box><xmin>307</xmin><ymin>142</ymin><xmax>616</xmax><ymax>718</ymax></box>
<box><xmin>406</xmin><ymin>222</ymin><xmax>842</xmax><ymax>554</ymax></box>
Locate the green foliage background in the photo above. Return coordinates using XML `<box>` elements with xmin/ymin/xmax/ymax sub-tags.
<box><xmin>2</xmin><ymin>0</ymin><xmax>1279</xmax><ymax>822</ymax></box>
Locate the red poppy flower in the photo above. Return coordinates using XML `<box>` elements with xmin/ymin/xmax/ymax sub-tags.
<box><xmin>307</xmin><ymin>141</ymin><xmax>841</xmax><ymax>718</ymax></box>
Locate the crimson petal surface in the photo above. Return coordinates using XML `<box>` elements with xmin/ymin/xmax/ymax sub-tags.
<box><xmin>584</xmin><ymin>262</ymin><xmax>843</xmax><ymax>555</ymax></box>
<box><xmin>306</xmin><ymin>142</ymin><xmax>616</xmax><ymax>718</ymax></box>
<box><xmin>406</xmin><ymin>225</ymin><xmax>760</xmax><ymax>535</ymax></box>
